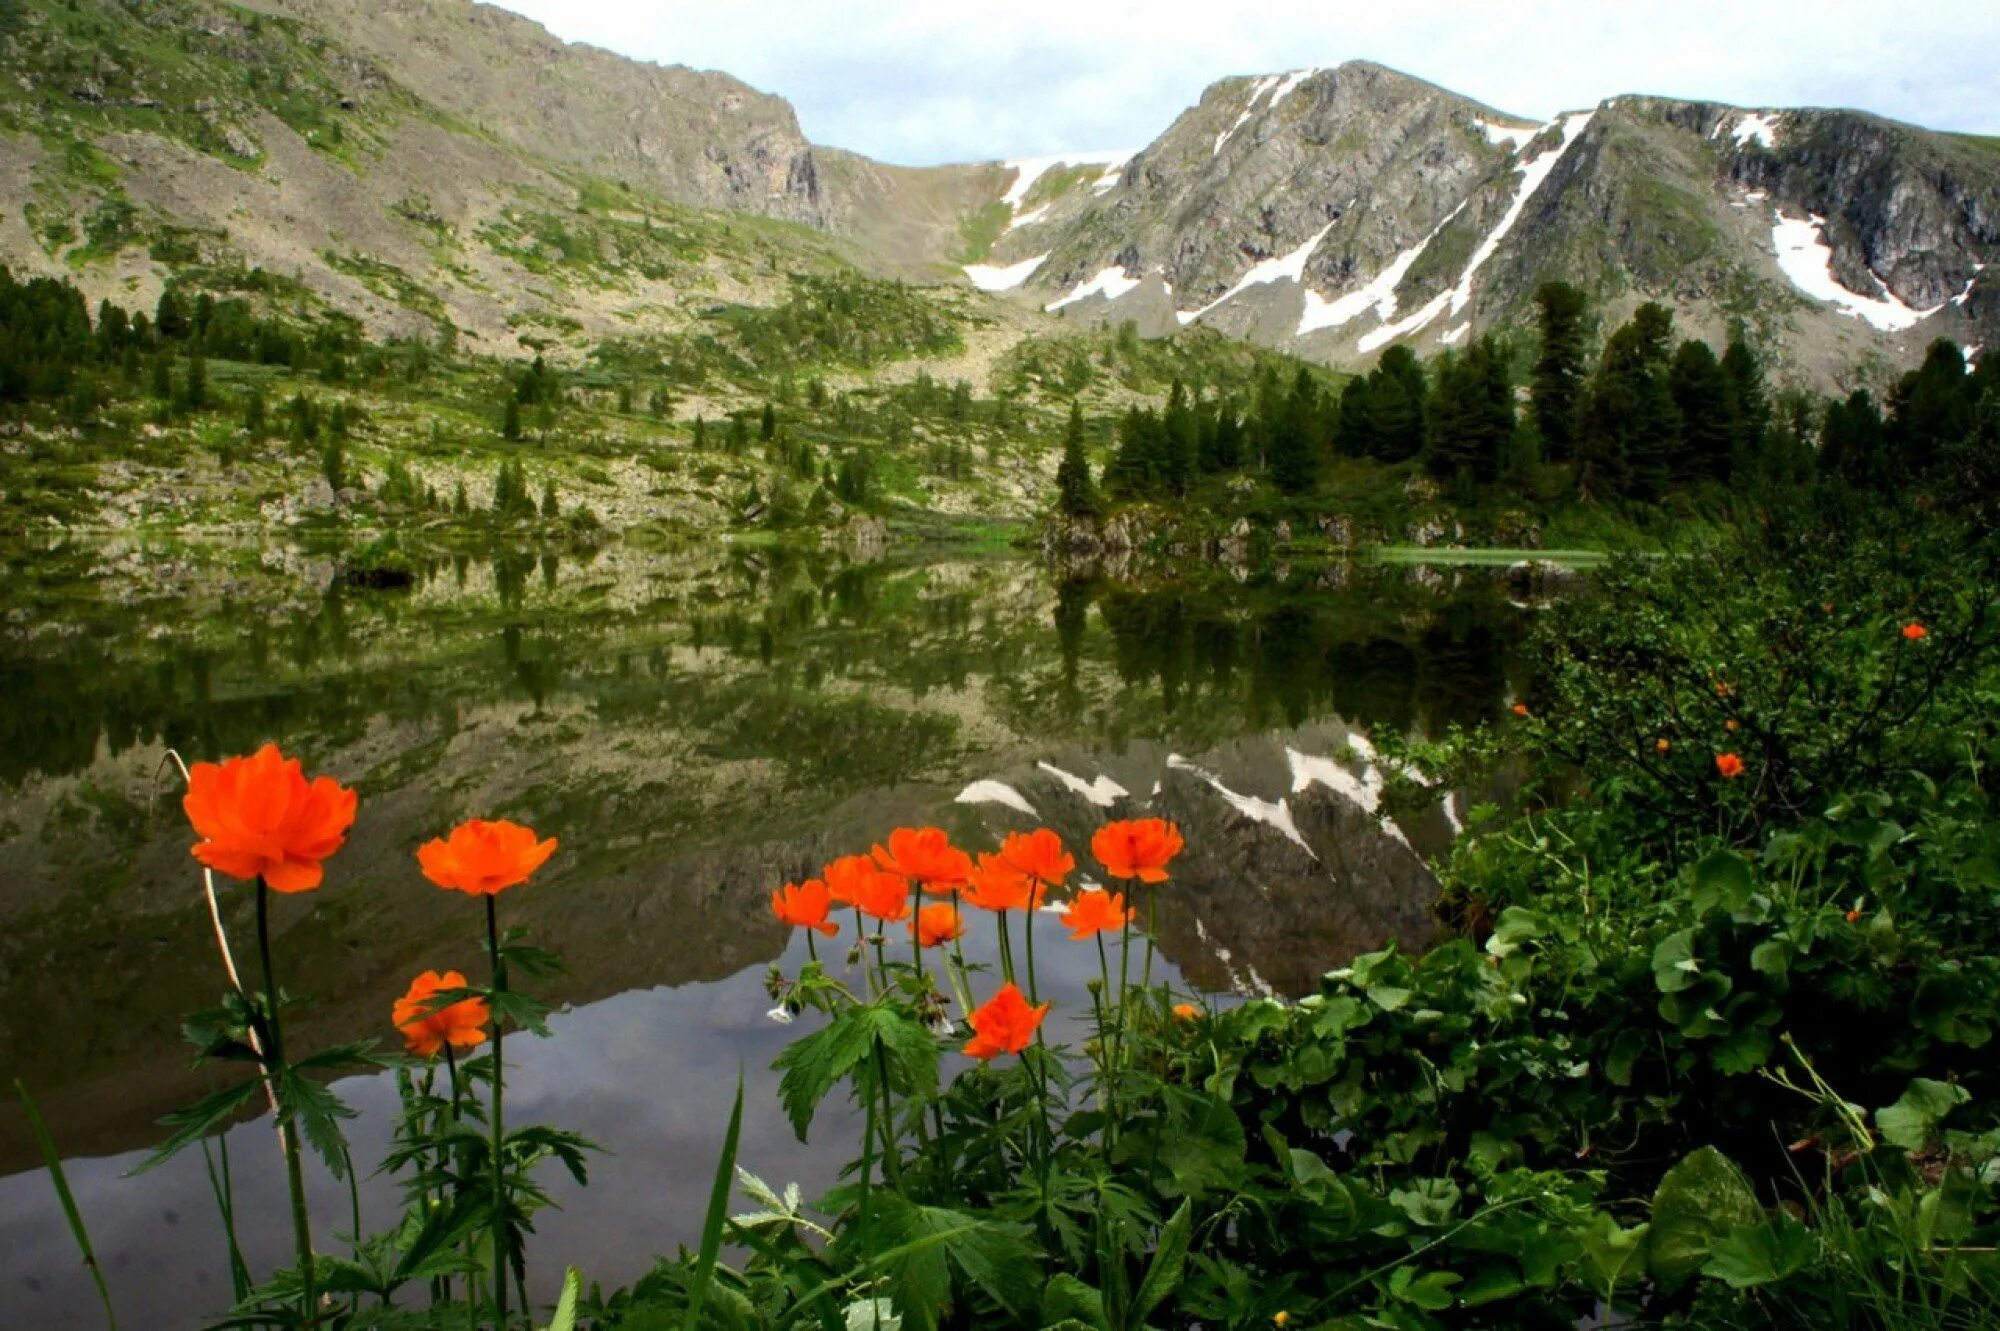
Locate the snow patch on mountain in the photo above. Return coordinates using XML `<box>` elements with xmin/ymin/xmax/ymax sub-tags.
<box><xmin>963</xmin><ymin>253</ymin><xmax>1048</xmax><ymax>291</ymax></box>
<box><xmin>1296</xmin><ymin>203</ymin><xmax>1464</xmax><ymax>336</ymax></box>
<box><xmin>1046</xmin><ymin>265</ymin><xmax>1143</xmax><ymax>312</ymax></box>
<box><xmin>1267</xmin><ymin>68</ymin><xmax>1322</xmax><ymax>112</ymax></box>
<box><xmin>1180</xmin><ymin>220</ymin><xmax>1336</xmax><ymax>323</ymax></box>
<box><xmin>1731</xmin><ymin>112</ymin><xmax>1782</xmax><ymax>149</ymax></box>
<box><xmin>1355</xmin><ymin>111</ymin><xmax>1594</xmax><ymax>353</ymax></box>
<box><xmin>999</xmin><ymin>148</ymin><xmax>1135</xmax><ymax>217</ymax></box>
<box><xmin>1037</xmin><ymin>761</ymin><xmax>1128</xmax><ymax>808</ymax></box>
<box><xmin>1476</xmin><ymin>118</ymin><xmax>1537</xmax><ymax>150</ymax></box>
<box><xmin>1770</xmin><ymin>211</ymin><xmax>1940</xmax><ymax>332</ymax></box>
<box><xmin>1214</xmin><ymin>74</ymin><xmax>1282</xmax><ymax>156</ymax></box>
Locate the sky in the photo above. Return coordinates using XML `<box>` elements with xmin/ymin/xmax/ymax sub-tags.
<box><xmin>488</xmin><ymin>0</ymin><xmax>2000</xmax><ymax>165</ymax></box>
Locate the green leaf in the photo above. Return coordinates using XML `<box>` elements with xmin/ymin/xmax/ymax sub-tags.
<box><xmin>542</xmin><ymin>1267</ymin><xmax>582</xmax><ymax>1331</ymax></box>
<box><xmin>130</xmin><ymin>1078</ymin><xmax>264</xmax><ymax>1175</ymax></box>
<box><xmin>1458</xmin><ymin>1265</ymin><xmax>1524</xmax><ymax>1307</ymax></box>
<box><xmin>1648</xmin><ymin>1147</ymin><xmax>1763</xmax><ymax>1288</ymax></box>
<box><xmin>685</xmin><ymin>1070</ymin><xmax>743</xmax><ymax>1331</ymax></box>
<box><xmin>274</xmin><ymin>1068</ymin><xmax>357</xmax><ymax>1178</ymax></box>
<box><xmin>1692</xmin><ymin>850</ymin><xmax>1756</xmax><ymax>917</ymax></box>
<box><xmin>15</xmin><ymin>1080</ymin><xmax>117</xmax><ymax>1330</ymax></box>
<box><xmin>1130</xmin><ymin>1201</ymin><xmax>1190</xmax><ymax>1328</ymax></box>
<box><xmin>1876</xmin><ymin>1078</ymin><xmax>1970</xmax><ymax>1151</ymax></box>
<box><xmin>1703</xmin><ymin>1215</ymin><xmax>1814</xmax><ymax>1289</ymax></box>
<box><xmin>1387</xmin><ymin>1264</ymin><xmax>1460</xmax><ymax>1310</ymax></box>
<box><xmin>1651</xmin><ymin>928</ymin><xmax>1703</xmax><ymax>994</ymax></box>
<box><xmin>843</xmin><ymin>1299</ymin><xmax>902</xmax><ymax>1331</ymax></box>
<box><xmin>1484</xmin><ymin>906</ymin><xmax>1543</xmax><ymax>958</ymax></box>
<box><xmin>1749</xmin><ymin>938</ymin><xmax>1793</xmax><ymax>977</ymax></box>
<box><xmin>1039</xmin><ymin>1274</ymin><xmax>1108</xmax><ymax>1331</ymax></box>
<box><xmin>1579</xmin><ymin>1214</ymin><xmax>1650</xmax><ymax>1296</ymax></box>
<box><xmin>773</xmin><ymin>1006</ymin><xmax>882</xmax><ymax>1142</ymax></box>
<box><xmin>844</xmin><ymin>1197</ymin><xmax>1036</xmax><ymax>1331</ymax></box>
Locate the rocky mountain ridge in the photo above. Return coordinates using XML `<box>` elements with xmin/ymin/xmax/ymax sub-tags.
<box><xmin>972</xmin><ymin>62</ymin><xmax>1997</xmax><ymax>384</ymax></box>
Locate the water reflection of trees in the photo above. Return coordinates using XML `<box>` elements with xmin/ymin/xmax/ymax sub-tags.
<box><xmin>0</xmin><ymin>544</ymin><xmax>1531</xmax><ymax>788</ymax></box>
<box><xmin>1084</xmin><ymin>569</ymin><xmax>1523</xmax><ymax>740</ymax></box>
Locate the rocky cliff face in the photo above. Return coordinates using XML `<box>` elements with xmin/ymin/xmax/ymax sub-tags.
<box><xmin>244</xmin><ymin>0</ymin><xmax>833</xmax><ymax>224</ymax></box>
<box><xmin>978</xmin><ymin>62</ymin><xmax>1998</xmax><ymax>384</ymax></box>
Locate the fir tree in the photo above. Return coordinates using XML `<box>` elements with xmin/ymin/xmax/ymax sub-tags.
<box><xmin>1055</xmin><ymin>402</ymin><xmax>1098</xmax><ymax>516</ymax></box>
<box><xmin>502</xmin><ymin>395</ymin><xmax>522</xmax><ymax>441</ymax></box>
<box><xmin>692</xmin><ymin>414</ymin><xmax>707</xmax><ymax>450</ymax></box>
<box><xmin>1267</xmin><ymin>368</ymin><xmax>1321</xmax><ymax>494</ymax></box>
<box><xmin>1668</xmin><ymin>339</ymin><xmax>1731</xmax><ymax>482</ymax></box>
<box><xmin>1531</xmin><ymin>282</ymin><xmax>1589</xmax><ymax>462</ymax></box>
<box><xmin>540</xmin><ymin>478</ymin><xmax>560</xmax><ymax>520</ymax></box>
<box><xmin>760</xmin><ymin>401</ymin><xmax>777</xmax><ymax>442</ymax></box>
<box><xmin>1720</xmin><ymin>326</ymin><xmax>1770</xmax><ymax>482</ymax></box>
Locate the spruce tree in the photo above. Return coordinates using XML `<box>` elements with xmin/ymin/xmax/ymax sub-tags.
<box><xmin>541</xmin><ymin>477</ymin><xmax>560</xmax><ymax>520</ymax></box>
<box><xmin>1668</xmin><ymin>339</ymin><xmax>1731</xmax><ymax>483</ymax></box>
<box><xmin>502</xmin><ymin>395</ymin><xmax>522</xmax><ymax>441</ymax></box>
<box><xmin>1162</xmin><ymin>379</ymin><xmax>1198</xmax><ymax>495</ymax></box>
<box><xmin>1720</xmin><ymin>326</ymin><xmax>1770</xmax><ymax>482</ymax></box>
<box><xmin>1531</xmin><ymin>282</ymin><xmax>1589</xmax><ymax>461</ymax></box>
<box><xmin>1267</xmin><ymin>369</ymin><xmax>1321</xmax><ymax>494</ymax></box>
<box><xmin>760</xmin><ymin>401</ymin><xmax>777</xmax><ymax>442</ymax></box>
<box><xmin>1054</xmin><ymin>403</ymin><xmax>1098</xmax><ymax>516</ymax></box>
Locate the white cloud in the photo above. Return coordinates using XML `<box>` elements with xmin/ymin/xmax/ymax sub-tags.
<box><xmin>488</xmin><ymin>0</ymin><xmax>2000</xmax><ymax>165</ymax></box>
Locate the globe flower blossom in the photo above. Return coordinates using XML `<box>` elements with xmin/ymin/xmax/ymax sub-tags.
<box><xmin>1092</xmin><ymin>818</ymin><xmax>1184</xmax><ymax>883</ymax></box>
<box><xmin>1172</xmin><ymin>1003</ymin><xmax>1200</xmax><ymax>1021</ymax></box>
<box><xmin>964</xmin><ymin>853</ymin><xmax>1047</xmax><ymax>913</ymax></box>
<box><xmin>183</xmin><ymin>743</ymin><xmax>358</xmax><ymax>893</ymax></box>
<box><xmin>417</xmin><ymin>819</ymin><xmax>557</xmax><ymax>896</ymax></box>
<box><xmin>850</xmin><ymin>864</ymin><xmax>912</xmax><ymax>923</ymax></box>
<box><xmin>1062</xmin><ymin>888</ymin><xmax>1134</xmax><ymax>939</ymax></box>
<box><xmin>1715</xmin><ymin>753</ymin><xmax>1746</xmax><ymax>779</ymax></box>
<box><xmin>1724</xmin><ymin>719</ymin><xmax>1740</xmax><ymax>732</ymax></box>
<box><xmin>392</xmin><ymin>969</ymin><xmax>489</xmax><ymax>1058</ymax></box>
<box><xmin>771</xmin><ymin>879</ymin><xmax>838</xmax><ymax>936</ymax></box>
<box><xmin>1655</xmin><ymin>738</ymin><xmax>1671</xmax><ymax>754</ymax></box>
<box><xmin>910</xmin><ymin>903</ymin><xmax>965</xmax><ymax>948</ymax></box>
<box><xmin>962</xmin><ymin>982</ymin><xmax>1049</xmax><ymax>1060</ymax></box>
<box><xmin>872</xmin><ymin>826</ymin><xmax>973</xmax><ymax>894</ymax></box>
<box><xmin>822</xmin><ymin>854</ymin><xmax>881</xmax><ymax>908</ymax></box>
<box><xmin>1511</xmin><ymin>703</ymin><xmax>1530</xmax><ymax>716</ymax></box>
<box><xmin>1903</xmin><ymin>622</ymin><xmax>1928</xmax><ymax>641</ymax></box>
<box><xmin>998</xmin><ymin>828</ymin><xmax>1074</xmax><ymax>887</ymax></box>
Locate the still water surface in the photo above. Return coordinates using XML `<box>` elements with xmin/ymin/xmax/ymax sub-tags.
<box><xmin>0</xmin><ymin>535</ymin><xmax>1540</xmax><ymax>1326</ymax></box>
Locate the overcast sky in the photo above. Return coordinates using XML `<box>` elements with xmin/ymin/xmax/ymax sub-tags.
<box><xmin>490</xmin><ymin>0</ymin><xmax>1999</xmax><ymax>165</ymax></box>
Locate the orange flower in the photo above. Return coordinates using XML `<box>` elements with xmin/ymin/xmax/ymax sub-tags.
<box><xmin>823</xmin><ymin>853</ymin><xmax>878</xmax><ymax>908</ymax></box>
<box><xmin>962</xmin><ymin>982</ymin><xmax>1049</xmax><ymax>1060</ymax></box>
<box><xmin>999</xmin><ymin>828</ymin><xmax>1074</xmax><ymax>887</ymax></box>
<box><xmin>1511</xmin><ymin>702</ymin><xmax>1530</xmax><ymax>717</ymax></box>
<box><xmin>1845</xmin><ymin>908</ymin><xmax>1863</xmax><ymax>923</ymax></box>
<box><xmin>771</xmin><ymin>879</ymin><xmax>838</xmax><ymax>936</ymax></box>
<box><xmin>1655</xmin><ymin>738</ymin><xmax>1671</xmax><ymax>754</ymax></box>
<box><xmin>1821</xmin><ymin>602</ymin><xmax>1835</xmax><ymax>614</ymax></box>
<box><xmin>910</xmin><ymin>902</ymin><xmax>965</xmax><ymax>948</ymax></box>
<box><xmin>964</xmin><ymin>853</ymin><xmax>1046</xmax><ymax>913</ymax></box>
<box><xmin>1903</xmin><ymin>623</ymin><xmax>1927</xmax><ymax>641</ymax></box>
<box><xmin>1062</xmin><ymin>888</ymin><xmax>1134</xmax><ymax>939</ymax></box>
<box><xmin>183</xmin><ymin>743</ymin><xmax>358</xmax><ymax>893</ymax></box>
<box><xmin>1172</xmin><ymin>1002</ymin><xmax>1200</xmax><ymax>1021</ymax></box>
<box><xmin>1715</xmin><ymin>753</ymin><xmax>1745</xmax><ymax>779</ymax></box>
<box><xmin>1092</xmin><ymin>818</ymin><xmax>1184</xmax><ymax>884</ymax></box>
<box><xmin>1715</xmin><ymin>681</ymin><xmax>1734</xmax><ymax>698</ymax></box>
<box><xmin>1724</xmin><ymin>719</ymin><xmax>1740</xmax><ymax>732</ymax></box>
<box><xmin>844</xmin><ymin>861</ymin><xmax>911</xmax><ymax>923</ymax></box>
<box><xmin>417</xmin><ymin>818</ymin><xmax>557</xmax><ymax>896</ymax></box>
<box><xmin>872</xmin><ymin>826</ymin><xmax>973</xmax><ymax>894</ymax></box>
<box><xmin>392</xmin><ymin>969</ymin><xmax>488</xmax><ymax>1058</ymax></box>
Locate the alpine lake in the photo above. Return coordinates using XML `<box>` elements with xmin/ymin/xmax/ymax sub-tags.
<box><xmin>0</xmin><ymin>529</ymin><xmax>1571</xmax><ymax>1327</ymax></box>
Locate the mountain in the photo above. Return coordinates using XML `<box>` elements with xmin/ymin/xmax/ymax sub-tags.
<box><xmin>0</xmin><ymin>0</ymin><xmax>992</xmax><ymax>354</ymax></box>
<box><xmin>971</xmin><ymin>62</ymin><xmax>1998</xmax><ymax>384</ymax></box>
<box><xmin>1</xmin><ymin>1</ymin><xmax>1992</xmax><ymax>388</ymax></box>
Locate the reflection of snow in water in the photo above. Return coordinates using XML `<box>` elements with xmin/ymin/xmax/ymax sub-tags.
<box><xmin>1036</xmin><ymin>760</ymin><xmax>1128</xmax><ymax>807</ymax></box>
<box><xmin>1166</xmin><ymin>753</ymin><xmax>1315</xmax><ymax>858</ymax></box>
<box><xmin>955</xmin><ymin>779</ymin><xmax>1037</xmax><ymax>817</ymax></box>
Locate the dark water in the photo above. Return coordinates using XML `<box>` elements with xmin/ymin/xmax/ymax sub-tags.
<box><xmin>0</xmin><ymin>534</ymin><xmax>1542</xmax><ymax>1327</ymax></box>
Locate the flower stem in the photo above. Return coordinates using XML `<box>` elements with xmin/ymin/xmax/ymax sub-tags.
<box><xmin>1142</xmin><ymin>891</ymin><xmax>1158</xmax><ymax>991</ymax></box>
<box><xmin>1024</xmin><ymin>901</ymin><xmax>1041</xmax><ymax>1005</ymax></box>
<box><xmin>255</xmin><ymin>879</ymin><xmax>317</xmax><ymax>1328</ymax></box>
<box><xmin>484</xmin><ymin>895</ymin><xmax>509</xmax><ymax>1330</ymax></box>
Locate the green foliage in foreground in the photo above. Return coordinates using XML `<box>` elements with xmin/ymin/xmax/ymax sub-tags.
<box><xmin>587</xmin><ymin>487</ymin><xmax>2000</xmax><ymax>1328</ymax></box>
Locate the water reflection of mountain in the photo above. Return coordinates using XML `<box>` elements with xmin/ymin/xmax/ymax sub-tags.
<box><xmin>0</xmin><ymin>539</ymin><xmax>1533</xmax><ymax>1171</ymax></box>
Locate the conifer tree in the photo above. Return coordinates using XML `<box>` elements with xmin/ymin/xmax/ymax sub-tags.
<box><xmin>1531</xmin><ymin>282</ymin><xmax>1589</xmax><ymax>461</ymax></box>
<box><xmin>1055</xmin><ymin>403</ymin><xmax>1098</xmax><ymax>516</ymax></box>
<box><xmin>1668</xmin><ymin>339</ymin><xmax>1731</xmax><ymax>482</ymax></box>
<box><xmin>502</xmin><ymin>395</ymin><xmax>522</xmax><ymax>441</ymax></box>
<box><xmin>1720</xmin><ymin>326</ymin><xmax>1770</xmax><ymax>482</ymax></box>
<box><xmin>760</xmin><ymin>401</ymin><xmax>777</xmax><ymax>442</ymax></box>
<box><xmin>1267</xmin><ymin>368</ymin><xmax>1321</xmax><ymax>494</ymax></box>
